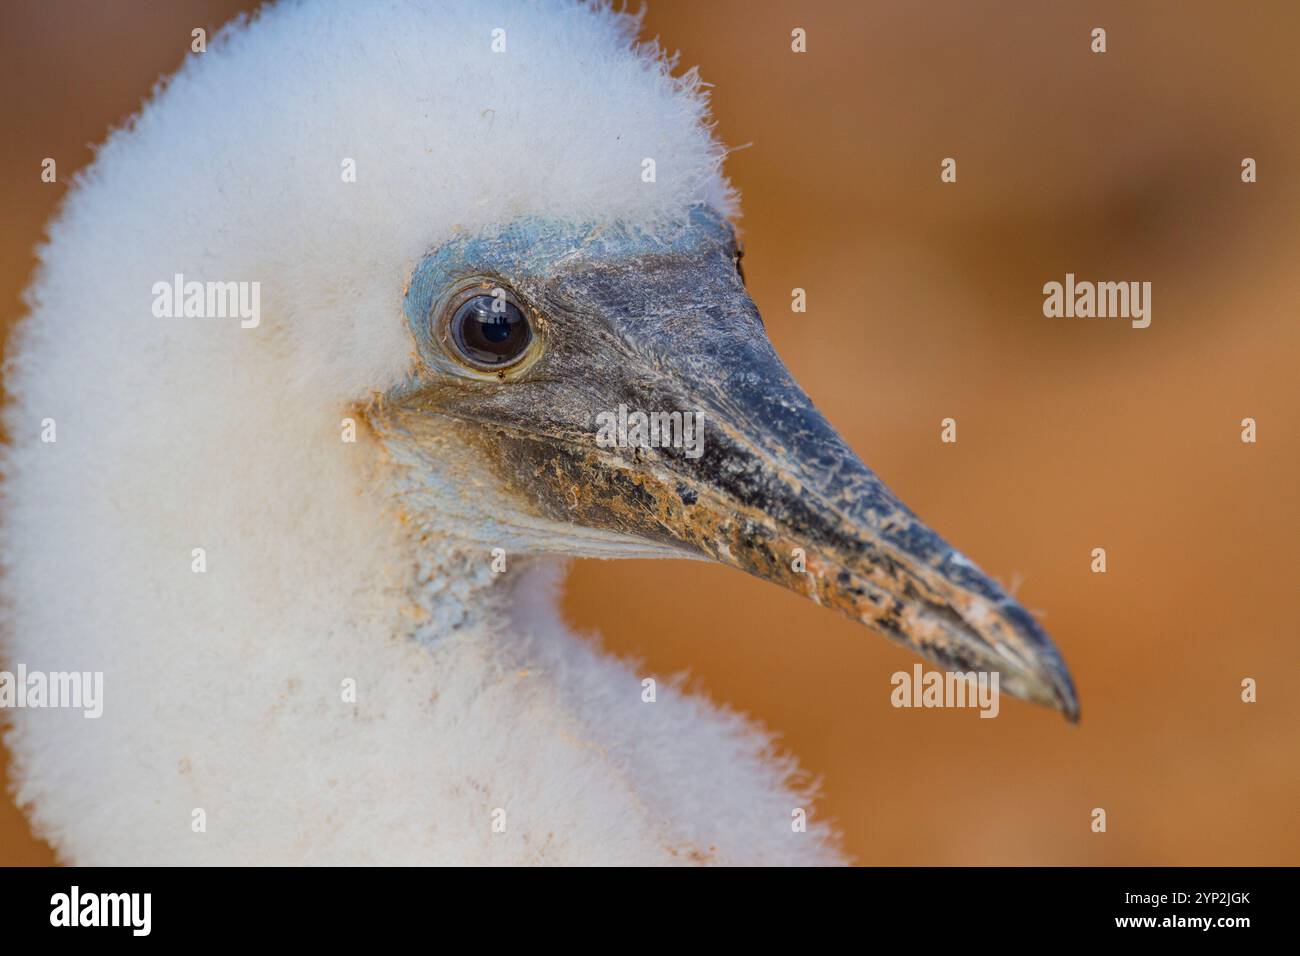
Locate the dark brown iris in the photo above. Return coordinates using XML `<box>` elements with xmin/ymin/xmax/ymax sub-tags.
<box><xmin>448</xmin><ymin>293</ymin><xmax>531</xmax><ymax>367</ymax></box>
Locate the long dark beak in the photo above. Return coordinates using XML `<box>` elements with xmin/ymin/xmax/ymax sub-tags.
<box><xmin>624</xmin><ymin>349</ymin><xmax>1082</xmax><ymax>720</ymax></box>
<box><xmin>390</xmin><ymin>210</ymin><xmax>1079</xmax><ymax>720</ymax></box>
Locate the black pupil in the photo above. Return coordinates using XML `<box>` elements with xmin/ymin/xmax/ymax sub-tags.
<box><xmin>450</xmin><ymin>294</ymin><xmax>529</xmax><ymax>366</ymax></box>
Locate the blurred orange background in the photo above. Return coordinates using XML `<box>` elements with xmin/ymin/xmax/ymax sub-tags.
<box><xmin>2</xmin><ymin>1</ymin><xmax>1297</xmax><ymax>865</ymax></box>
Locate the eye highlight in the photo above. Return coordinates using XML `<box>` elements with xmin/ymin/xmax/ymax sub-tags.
<box><xmin>437</xmin><ymin>283</ymin><xmax>537</xmax><ymax>374</ymax></box>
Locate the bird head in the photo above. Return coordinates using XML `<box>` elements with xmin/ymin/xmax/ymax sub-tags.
<box><xmin>369</xmin><ymin>205</ymin><xmax>1079</xmax><ymax>720</ymax></box>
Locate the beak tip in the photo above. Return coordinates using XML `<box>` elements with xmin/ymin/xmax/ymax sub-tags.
<box><xmin>1050</xmin><ymin>670</ymin><xmax>1081</xmax><ymax>723</ymax></box>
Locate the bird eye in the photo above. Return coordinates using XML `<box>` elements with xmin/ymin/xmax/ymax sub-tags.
<box><xmin>441</xmin><ymin>286</ymin><xmax>535</xmax><ymax>372</ymax></box>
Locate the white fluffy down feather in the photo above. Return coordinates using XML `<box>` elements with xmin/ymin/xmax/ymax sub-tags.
<box><xmin>1</xmin><ymin>0</ymin><xmax>842</xmax><ymax>864</ymax></box>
